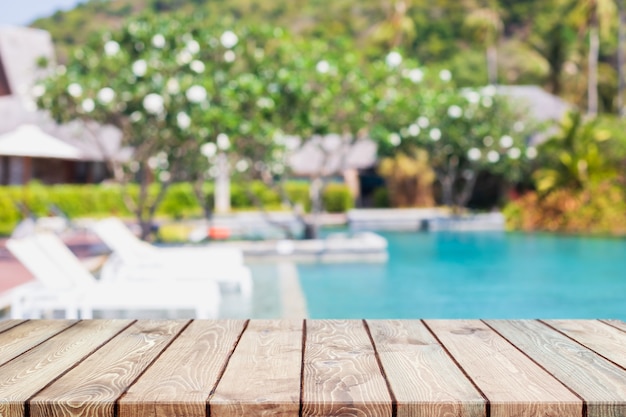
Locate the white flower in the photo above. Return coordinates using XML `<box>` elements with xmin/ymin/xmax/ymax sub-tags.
<box><xmin>514</xmin><ymin>121</ymin><xmax>525</xmax><ymax>132</ymax></box>
<box><xmin>408</xmin><ymin>68</ymin><xmax>423</xmax><ymax>83</ymax></box>
<box><xmin>483</xmin><ymin>136</ymin><xmax>494</xmax><ymax>146</ymax></box>
<box><xmin>56</xmin><ymin>66</ymin><xmax>67</xmax><ymax>76</ymax></box>
<box><xmin>499</xmin><ymin>135</ymin><xmax>514</xmax><ymax>148</ymax></box>
<box><xmin>408</xmin><ymin>124</ymin><xmax>420</xmax><ymax>136</ymax></box>
<box><xmin>152</xmin><ymin>34</ymin><xmax>166</xmax><ymax>48</ymax></box>
<box><xmin>439</xmin><ymin>69</ymin><xmax>452</xmax><ymax>82</ymax></box>
<box><xmin>429</xmin><ymin>128</ymin><xmax>442</xmax><ymax>141</ymax></box>
<box><xmin>389</xmin><ymin>133</ymin><xmax>401</xmax><ymax>146</ymax></box>
<box><xmin>257</xmin><ymin>97</ymin><xmax>275</xmax><ymax>109</ymax></box>
<box><xmin>201</xmin><ymin>142</ymin><xmax>217</xmax><ymax>158</ymax></box>
<box><xmin>176</xmin><ymin>50</ymin><xmax>193</xmax><ymax>65</ymax></box>
<box><xmin>217</xmin><ymin>133</ymin><xmax>230</xmax><ymax>150</ymax></box>
<box><xmin>177</xmin><ymin>112</ymin><xmax>191</xmax><ymax>129</ymax></box>
<box><xmin>190</xmin><ymin>60</ymin><xmax>205</xmax><ymax>73</ymax></box>
<box><xmin>129</xmin><ymin>161</ymin><xmax>140</xmax><ymax>173</ymax></box>
<box><xmin>186</xmin><ymin>39</ymin><xmax>200</xmax><ymax>54</ymax></box>
<box><xmin>272</xmin><ymin>163</ymin><xmax>285</xmax><ymax>175</ymax></box>
<box><xmin>147</xmin><ymin>156</ymin><xmax>159</xmax><ymax>170</ymax></box>
<box><xmin>385</xmin><ymin>51</ymin><xmax>403</xmax><ymax>68</ymax></box>
<box><xmin>467</xmin><ymin>148</ymin><xmax>481</xmax><ymax>161</ymax></box>
<box><xmin>67</xmin><ymin>83</ymin><xmax>83</xmax><ymax>98</ymax></box>
<box><xmin>220</xmin><ymin>31</ymin><xmax>238</xmax><ymax>48</ymax></box>
<box><xmin>316</xmin><ymin>60</ymin><xmax>330</xmax><ymax>74</ymax></box>
<box><xmin>224</xmin><ymin>50</ymin><xmax>236</xmax><ymax>62</ymax></box>
<box><xmin>130</xmin><ymin>111</ymin><xmax>142</xmax><ymax>123</ymax></box>
<box><xmin>32</xmin><ymin>84</ymin><xmax>46</xmax><ymax>98</ymax></box>
<box><xmin>166</xmin><ymin>78</ymin><xmax>180</xmax><ymax>94</ymax></box>
<box><xmin>464</xmin><ymin>91</ymin><xmax>480</xmax><ymax>104</ymax></box>
<box><xmin>447</xmin><ymin>105</ymin><xmax>462</xmax><ymax>119</ymax></box>
<box><xmin>236</xmin><ymin>160</ymin><xmax>249</xmax><ymax>172</ymax></box>
<box><xmin>104</xmin><ymin>40</ymin><xmax>120</xmax><ymax>56</ymax></box>
<box><xmin>481</xmin><ymin>96</ymin><xmax>493</xmax><ymax>108</ymax></box>
<box><xmin>97</xmin><ymin>87</ymin><xmax>115</xmax><ymax>105</ymax></box>
<box><xmin>487</xmin><ymin>150</ymin><xmax>500</xmax><ymax>163</ymax></box>
<box><xmin>417</xmin><ymin>116</ymin><xmax>429</xmax><ymax>128</ymax></box>
<box><xmin>132</xmin><ymin>60</ymin><xmax>147</xmax><ymax>77</ymax></box>
<box><xmin>81</xmin><ymin>98</ymin><xmax>95</xmax><ymax>113</ymax></box>
<box><xmin>526</xmin><ymin>146</ymin><xmax>538</xmax><ymax>160</ymax></box>
<box><xmin>158</xmin><ymin>171</ymin><xmax>171</xmax><ymax>182</ymax></box>
<box><xmin>508</xmin><ymin>147</ymin><xmax>521</xmax><ymax>159</ymax></box>
<box><xmin>143</xmin><ymin>93</ymin><xmax>164</xmax><ymax>114</ymax></box>
<box><xmin>186</xmin><ymin>85</ymin><xmax>207</xmax><ymax>103</ymax></box>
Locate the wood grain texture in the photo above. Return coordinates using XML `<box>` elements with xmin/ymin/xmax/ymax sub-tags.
<box><xmin>425</xmin><ymin>320</ymin><xmax>582</xmax><ymax>417</ymax></box>
<box><xmin>488</xmin><ymin>319</ymin><xmax>626</xmax><ymax>417</ymax></box>
<box><xmin>211</xmin><ymin>320</ymin><xmax>302</xmax><ymax>417</ymax></box>
<box><xmin>30</xmin><ymin>320</ymin><xmax>188</xmax><ymax>417</ymax></box>
<box><xmin>119</xmin><ymin>320</ymin><xmax>246</xmax><ymax>417</ymax></box>
<box><xmin>367</xmin><ymin>320</ymin><xmax>485</xmax><ymax>417</ymax></box>
<box><xmin>0</xmin><ymin>320</ymin><xmax>132</xmax><ymax>417</ymax></box>
<box><xmin>0</xmin><ymin>320</ymin><xmax>76</xmax><ymax>366</ymax></box>
<box><xmin>546</xmin><ymin>320</ymin><xmax>626</xmax><ymax>369</ymax></box>
<box><xmin>0</xmin><ymin>320</ymin><xmax>26</xmax><ymax>334</ymax></box>
<box><xmin>302</xmin><ymin>320</ymin><xmax>392</xmax><ymax>417</ymax></box>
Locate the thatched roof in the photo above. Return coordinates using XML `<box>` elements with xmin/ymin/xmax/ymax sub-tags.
<box><xmin>288</xmin><ymin>134</ymin><xmax>378</xmax><ymax>176</ymax></box>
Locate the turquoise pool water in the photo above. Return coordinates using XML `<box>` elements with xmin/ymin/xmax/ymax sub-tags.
<box><xmin>297</xmin><ymin>232</ymin><xmax>626</xmax><ymax>319</ymax></box>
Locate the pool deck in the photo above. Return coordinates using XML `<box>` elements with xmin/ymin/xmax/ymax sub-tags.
<box><xmin>0</xmin><ymin>319</ymin><xmax>624</xmax><ymax>417</ymax></box>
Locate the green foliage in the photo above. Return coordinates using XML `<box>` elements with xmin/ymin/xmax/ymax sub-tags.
<box><xmin>533</xmin><ymin>111</ymin><xmax>616</xmax><ymax>194</ymax></box>
<box><xmin>322</xmin><ymin>183</ymin><xmax>354</xmax><ymax>213</ymax></box>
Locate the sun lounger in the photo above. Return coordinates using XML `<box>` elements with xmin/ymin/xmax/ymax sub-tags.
<box><xmin>92</xmin><ymin>218</ymin><xmax>252</xmax><ymax>296</ymax></box>
<box><xmin>6</xmin><ymin>234</ymin><xmax>221</xmax><ymax>319</ymax></box>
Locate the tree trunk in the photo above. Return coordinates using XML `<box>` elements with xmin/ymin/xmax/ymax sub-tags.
<box><xmin>487</xmin><ymin>44</ymin><xmax>498</xmax><ymax>85</ymax></box>
<box><xmin>588</xmin><ymin>25</ymin><xmax>600</xmax><ymax>117</ymax></box>
<box><xmin>305</xmin><ymin>176</ymin><xmax>324</xmax><ymax>240</ymax></box>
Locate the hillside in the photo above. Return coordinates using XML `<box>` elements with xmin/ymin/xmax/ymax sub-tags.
<box><xmin>28</xmin><ymin>0</ymin><xmax>623</xmax><ymax>113</ymax></box>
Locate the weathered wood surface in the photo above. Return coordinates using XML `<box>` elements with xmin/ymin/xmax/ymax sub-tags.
<box><xmin>0</xmin><ymin>319</ymin><xmax>624</xmax><ymax>417</ymax></box>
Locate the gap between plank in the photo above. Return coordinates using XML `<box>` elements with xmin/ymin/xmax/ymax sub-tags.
<box><xmin>599</xmin><ymin>319</ymin><xmax>626</xmax><ymax>334</ymax></box>
<box><xmin>0</xmin><ymin>319</ymin><xmax>28</xmax><ymax>336</ymax></box>
<box><xmin>0</xmin><ymin>320</ymin><xmax>81</xmax><ymax>368</ymax></box>
<box><xmin>25</xmin><ymin>319</ymin><xmax>137</xmax><ymax>417</ymax></box>
<box><xmin>115</xmin><ymin>319</ymin><xmax>194</xmax><ymax>417</ymax></box>
<box><xmin>538</xmin><ymin>319</ymin><xmax>626</xmax><ymax>372</ymax></box>
<box><xmin>421</xmin><ymin>320</ymin><xmax>491</xmax><ymax>417</ymax></box>
<box><xmin>205</xmin><ymin>319</ymin><xmax>250</xmax><ymax>417</ymax></box>
<box><xmin>482</xmin><ymin>320</ymin><xmax>587</xmax><ymax>417</ymax></box>
<box><xmin>362</xmin><ymin>320</ymin><xmax>397</xmax><ymax>417</ymax></box>
<box><xmin>298</xmin><ymin>319</ymin><xmax>307</xmax><ymax>417</ymax></box>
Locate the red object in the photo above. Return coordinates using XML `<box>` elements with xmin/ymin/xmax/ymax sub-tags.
<box><xmin>208</xmin><ymin>226</ymin><xmax>230</xmax><ymax>240</ymax></box>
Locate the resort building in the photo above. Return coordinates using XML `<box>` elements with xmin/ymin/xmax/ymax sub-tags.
<box><xmin>0</xmin><ymin>26</ymin><xmax>119</xmax><ymax>185</ymax></box>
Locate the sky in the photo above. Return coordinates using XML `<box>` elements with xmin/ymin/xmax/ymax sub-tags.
<box><xmin>1</xmin><ymin>0</ymin><xmax>87</xmax><ymax>26</ymax></box>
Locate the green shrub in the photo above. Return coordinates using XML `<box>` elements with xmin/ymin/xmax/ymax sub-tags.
<box><xmin>322</xmin><ymin>183</ymin><xmax>354</xmax><ymax>213</ymax></box>
<box><xmin>157</xmin><ymin>183</ymin><xmax>201</xmax><ymax>219</ymax></box>
<box><xmin>372</xmin><ymin>187</ymin><xmax>390</xmax><ymax>208</ymax></box>
<box><xmin>284</xmin><ymin>182</ymin><xmax>311</xmax><ymax>212</ymax></box>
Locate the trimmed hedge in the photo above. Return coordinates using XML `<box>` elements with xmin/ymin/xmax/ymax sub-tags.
<box><xmin>0</xmin><ymin>181</ymin><xmax>353</xmax><ymax>235</ymax></box>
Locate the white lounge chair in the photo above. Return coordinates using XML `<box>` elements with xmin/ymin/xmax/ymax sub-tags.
<box><xmin>92</xmin><ymin>218</ymin><xmax>253</xmax><ymax>297</ymax></box>
<box><xmin>7</xmin><ymin>233</ymin><xmax>221</xmax><ymax>319</ymax></box>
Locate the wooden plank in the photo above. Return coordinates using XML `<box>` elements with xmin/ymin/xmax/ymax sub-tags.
<box><xmin>602</xmin><ymin>320</ymin><xmax>626</xmax><ymax>333</ymax></box>
<box><xmin>367</xmin><ymin>320</ymin><xmax>485</xmax><ymax>417</ymax></box>
<box><xmin>546</xmin><ymin>320</ymin><xmax>626</xmax><ymax>369</ymax></box>
<box><xmin>488</xmin><ymin>319</ymin><xmax>626</xmax><ymax>417</ymax></box>
<box><xmin>0</xmin><ymin>319</ymin><xmax>132</xmax><ymax>417</ymax></box>
<box><xmin>425</xmin><ymin>320</ymin><xmax>581</xmax><ymax>417</ymax></box>
<box><xmin>119</xmin><ymin>320</ymin><xmax>246</xmax><ymax>417</ymax></box>
<box><xmin>30</xmin><ymin>320</ymin><xmax>188</xmax><ymax>417</ymax></box>
<box><xmin>211</xmin><ymin>320</ymin><xmax>303</xmax><ymax>417</ymax></box>
<box><xmin>302</xmin><ymin>320</ymin><xmax>392</xmax><ymax>417</ymax></box>
<box><xmin>0</xmin><ymin>320</ymin><xmax>76</xmax><ymax>366</ymax></box>
<box><xmin>0</xmin><ymin>319</ymin><xmax>26</xmax><ymax>334</ymax></box>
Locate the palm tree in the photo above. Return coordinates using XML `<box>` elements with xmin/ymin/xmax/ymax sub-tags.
<box><xmin>570</xmin><ymin>0</ymin><xmax>617</xmax><ymax>117</ymax></box>
<box><xmin>618</xmin><ymin>0</ymin><xmax>625</xmax><ymax>117</ymax></box>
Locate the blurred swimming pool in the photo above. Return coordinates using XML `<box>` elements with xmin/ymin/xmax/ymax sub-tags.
<box><xmin>297</xmin><ymin>232</ymin><xmax>626</xmax><ymax>319</ymax></box>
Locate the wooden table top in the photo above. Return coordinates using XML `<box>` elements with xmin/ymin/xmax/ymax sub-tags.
<box><xmin>0</xmin><ymin>319</ymin><xmax>625</xmax><ymax>417</ymax></box>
